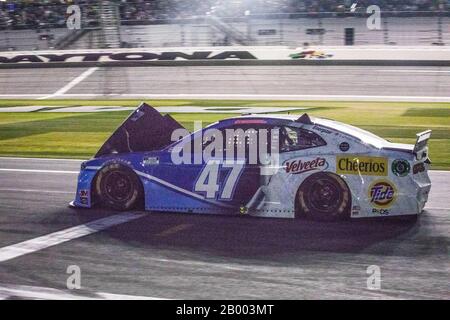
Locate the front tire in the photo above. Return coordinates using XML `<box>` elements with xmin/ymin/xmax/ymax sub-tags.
<box><xmin>297</xmin><ymin>172</ymin><xmax>351</xmax><ymax>221</ymax></box>
<box><xmin>95</xmin><ymin>164</ymin><xmax>143</xmax><ymax>211</ymax></box>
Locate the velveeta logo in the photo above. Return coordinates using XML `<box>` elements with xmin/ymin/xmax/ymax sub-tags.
<box><xmin>337</xmin><ymin>155</ymin><xmax>388</xmax><ymax>176</ymax></box>
<box><xmin>285</xmin><ymin>157</ymin><xmax>328</xmax><ymax>174</ymax></box>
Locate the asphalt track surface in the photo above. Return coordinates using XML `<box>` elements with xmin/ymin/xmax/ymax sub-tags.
<box><xmin>1</xmin><ymin>65</ymin><xmax>450</xmax><ymax>101</ymax></box>
<box><xmin>0</xmin><ymin>157</ymin><xmax>448</xmax><ymax>299</ymax></box>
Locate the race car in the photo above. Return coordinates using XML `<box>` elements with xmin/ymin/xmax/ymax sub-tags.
<box><xmin>71</xmin><ymin>102</ymin><xmax>432</xmax><ymax>221</ymax></box>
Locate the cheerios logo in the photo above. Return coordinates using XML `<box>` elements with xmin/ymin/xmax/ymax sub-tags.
<box><xmin>368</xmin><ymin>180</ymin><xmax>397</xmax><ymax>208</ymax></box>
<box><xmin>337</xmin><ymin>155</ymin><xmax>388</xmax><ymax>176</ymax></box>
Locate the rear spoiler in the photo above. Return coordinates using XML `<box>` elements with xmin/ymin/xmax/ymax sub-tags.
<box><xmin>414</xmin><ymin>130</ymin><xmax>432</xmax><ymax>161</ymax></box>
<box><xmin>95</xmin><ymin>103</ymin><xmax>186</xmax><ymax>158</ymax></box>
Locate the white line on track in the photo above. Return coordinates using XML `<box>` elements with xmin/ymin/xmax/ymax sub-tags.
<box><xmin>0</xmin><ymin>94</ymin><xmax>43</xmax><ymax>97</ymax></box>
<box><xmin>425</xmin><ymin>207</ymin><xmax>450</xmax><ymax>211</ymax></box>
<box><xmin>0</xmin><ymin>212</ymin><xmax>146</xmax><ymax>263</ymax></box>
<box><xmin>0</xmin><ymin>168</ymin><xmax>78</xmax><ymax>174</ymax></box>
<box><xmin>376</xmin><ymin>69</ymin><xmax>450</xmax><ymax>73</ymax></box>
<box><xmin>1</xmin><ymin>93</ymin><xmax>450</xmax><ymax>102</ymax></box>
<box><xmin>0</xmin><ymin>157</ymin><xmax>84</xmax><ymax>162</ymax></box>
<box><xmin>0</xmin><ymin>284</ymin><xmax>164</xmax><ymax>300</ymax></box>
<box><xmin>0</xmin><ymin>188</ymin><xmax>73</xmax><ymax>194</ymax></box>
<box><xmin>38</xmin><ymin>67</ymin><xmax>98</xmax><ymax>100</ymax></box>
<box><xmin>111</xmin><ymin>94</ymin><xmax>450</xmax><ymax>102</ymax></box>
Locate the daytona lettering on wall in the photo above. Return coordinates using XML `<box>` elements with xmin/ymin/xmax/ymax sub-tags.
<box><xmin>284</xmin><ymin>157</ymin><xmax>328</xmax><ymax>174</ymax></box>
<box><xmin>0</xmin><ymin>51</ymin><xmax>258</xmax><ymax>64</ymax></box>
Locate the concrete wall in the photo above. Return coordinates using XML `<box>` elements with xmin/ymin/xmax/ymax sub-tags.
<box><xmin>0</xmin><ymin>28</ymin><xmax>69</xmax><ymax>51</ymax></box>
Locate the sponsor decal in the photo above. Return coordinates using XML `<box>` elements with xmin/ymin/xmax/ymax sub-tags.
<box><xmin>312</xmin><ymin>125</ymin><xmax>332</xmax><ymax>135</ymax></box>
<box><xmin>392</xmin><ymin>159</ymin><xmax>410</xmax><ymax>177</ymax></box>
<box><xmin>351</xmin><ymin>205</ymin><xmax>361</xmax><ymax>216</ymax></box>
<box><xmin>142</xmin><ymin>157</ymin><xmax>159</xmax><ymax>166</ymax></box>
<box><xmin>368</xmin><ymin>179</ymin><xmax>397</xmax><ymax>208</ymax></box>
<box><xmin>372</xmin><ymin>208</ymin><xmax>390</xmax><ymax>215</ymax></box>
<box><xmin>284</xmin><ymin>157</ymin><xmax>328</xmax><ymax>174</ymax></box>
<box><xmin>79</xmin><ymin>189</ymin><xmax>89</xmax><ymax>205</ymax></box>
<box><xmin>339</xmin><ymin>142</ymin><xmax>350</xmax><ymax>152</ymax></box>
<box><xmin>413</xmin><ymin>162</ymin><xmax>425</xmax><ymax>174</ymax></box>
<box><xmin>131</xmin><ymin>109</ymin><xmax>145</xmax><ymax>122</ymax></box>
<box><xmin>239</xmin><ymin>205</ymin><xmax>249</xmax><ymax>215</ymax></box>
<box><xmin>337</xmin><ymin>155</ymin><xmax>388</xmax><ymax>176</ymax></box>
<box><xmin>289</xmin><ymin>50</ymin><xmax>333</xmax><ymax>60</ymax></box>
<box><xmin>0</xmin><ymin>51</ymin><xmax>257</xmax><ymax>64</ymax></box>
<box><xmin>234</xmin><ymin>119</ymin><xmax>267</xmax><ymax>125</ymax></box>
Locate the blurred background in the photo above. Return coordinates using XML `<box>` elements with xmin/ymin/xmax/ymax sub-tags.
<box><xmin>0</xmin><ymin>0</ymin><xmax>449</xmax><ymax>51</ymax></box>
<box><xmin>0</xmin><ymin>0</ymin><xmax>449</xmax><ymax>167</ymax></box>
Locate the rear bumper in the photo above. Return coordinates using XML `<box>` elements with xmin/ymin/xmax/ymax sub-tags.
<box><xmin>413</xmin><ymin>170</ymin><xmax>432</xmax><ymax>213</ymax></box>
<box><xmin>349</xmin><ymin>165</ymin><xmax>431</xmax><ymax>219</ymax></box>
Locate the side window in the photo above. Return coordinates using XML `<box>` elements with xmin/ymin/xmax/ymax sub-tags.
<box><xmin>280</xmin><ymin>126</ymin><xmax>326</xmax><ymax>152</ymax></box>
<box><xmin>224</xmin><ymin>127</ymin><xmax>259</xmax><ymax>153</ymax></box>
<box><xmin>223</xmin><ymin>124</ymin><xmax>274</xmax><ymax>164</ymax></box>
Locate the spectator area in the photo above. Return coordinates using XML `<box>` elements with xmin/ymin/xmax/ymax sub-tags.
<box><xmin>1</xmin><ymin>0</ymin><xmax>449</xmax><ymax>30</ymax></box>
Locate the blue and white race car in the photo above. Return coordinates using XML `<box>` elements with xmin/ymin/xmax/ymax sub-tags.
<box><xmin>71</xmin><ymin>103</ymin><xmax>432</xmax><ymax>221</ymax></box>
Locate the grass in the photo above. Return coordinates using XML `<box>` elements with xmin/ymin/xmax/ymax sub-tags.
<box><xmin>0</xmin><ymin>99</ymin><xmax>449</xmax><ymax>169</ymax></box>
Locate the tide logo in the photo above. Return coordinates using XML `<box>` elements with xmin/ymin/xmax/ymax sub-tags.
<box><xmin>368</xmin><ymin>180</ymin><xmax>397</xmax><ymax>208</ymax></box>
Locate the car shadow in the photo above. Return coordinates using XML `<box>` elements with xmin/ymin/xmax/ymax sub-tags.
<box><xmin>72</xmin><ymin>208</ymin><xmax>419</xmax><ymax>260</ymax></box>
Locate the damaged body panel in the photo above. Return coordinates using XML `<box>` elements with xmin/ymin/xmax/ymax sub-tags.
<box><xmin>95</xmin><ymin>103</ymin><xmax>186</xmax><ymax>158</ymax></box>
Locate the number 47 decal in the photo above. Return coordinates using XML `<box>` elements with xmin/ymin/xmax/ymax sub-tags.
<box><xmin>194</xmin><ymin>161</ymin><xmax>245</xmax><ymax>200</ymax></box>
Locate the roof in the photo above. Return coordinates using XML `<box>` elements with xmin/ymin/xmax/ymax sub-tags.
<box><xmin>223</xmin><ymin>114</ymin><xmax>302</xmax><ymax>122</ymax></box>
<box><xmin>220</xmin><ymin>113</ymin><xmax>391</xmax><ymax>148</ymax></box>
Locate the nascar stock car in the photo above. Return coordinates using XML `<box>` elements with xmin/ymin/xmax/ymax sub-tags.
<box><xmin>71</xmin><ymin>103</ymin><xmax>432</xmax><ymax>221</ymax></box>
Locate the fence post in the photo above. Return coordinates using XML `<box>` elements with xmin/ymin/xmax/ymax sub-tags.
<box><xmin>383</xmin><ymin>17</ymin><xmax>389</xmax><ymax>45</ymax></box>
<box><xmin>345</xmin><ymin>27</ymin><xmax>354</xmax><ymax>45</ymax></box>
<box><xmin>180</xmin><ymin>23</ymin><xmax>185</xmax><ymax>47</ymax></box>
<box><xmin>246</xmin><ymin>14</ymin><xmax>252</xmax><ymax>45</ymax></box>
<box><xmin>318</xmin><ymin>18</ymin><xmax>323</xmax><ymax>45</ymax></box>
<box><xmin>437</xmin><ymin>13</ymin><xmax>443</xmax><ymax>45</ymax></box>
<box><xmin>279</xmin><ymin>18</ymin><xmax>284</xmax><ymax>45</ymax></box>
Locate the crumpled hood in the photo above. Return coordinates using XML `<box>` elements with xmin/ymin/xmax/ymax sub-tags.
<box><xmin>95</xmin><ymin>103</ymin><xmax>186</xmax><ymax>158</ymax></box>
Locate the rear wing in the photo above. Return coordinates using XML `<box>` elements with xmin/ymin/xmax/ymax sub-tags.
<box><xmin>414</xmin><ymin>130</ymin><xmax>432</xmax><ymax>161</ymax></box>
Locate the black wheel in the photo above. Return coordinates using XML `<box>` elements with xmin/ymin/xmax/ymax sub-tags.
<box><xmin>297</xmin><ymin>172</ymin><xmax>351</xmax><ymax>221</ymax></box>
<box><xmin>95</xmin><ymin>164</ymin><xmax>143</xmax><ymax>211</ymax></box>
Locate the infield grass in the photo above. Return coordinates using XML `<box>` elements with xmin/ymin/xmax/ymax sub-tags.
<box><xmin>0</xmin><ymin>99</ymin><xmax>448</xmax><ymax>169</ymax></box>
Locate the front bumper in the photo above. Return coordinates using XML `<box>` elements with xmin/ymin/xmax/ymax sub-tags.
<box><xmin>72</xmin><ymin>168</ymin><xmax>98</xmax><ymax>208</ymax></box>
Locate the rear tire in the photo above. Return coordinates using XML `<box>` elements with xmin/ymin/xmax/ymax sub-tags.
<box><xmin>95</xmin><ymin>164</ymin><xmax>143</xmax><ymax>211</ymax></box>
<box><xmin>297</xmin><ymin>172</ymin><xmax>351</xmax><ymax>221</ymax></box>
